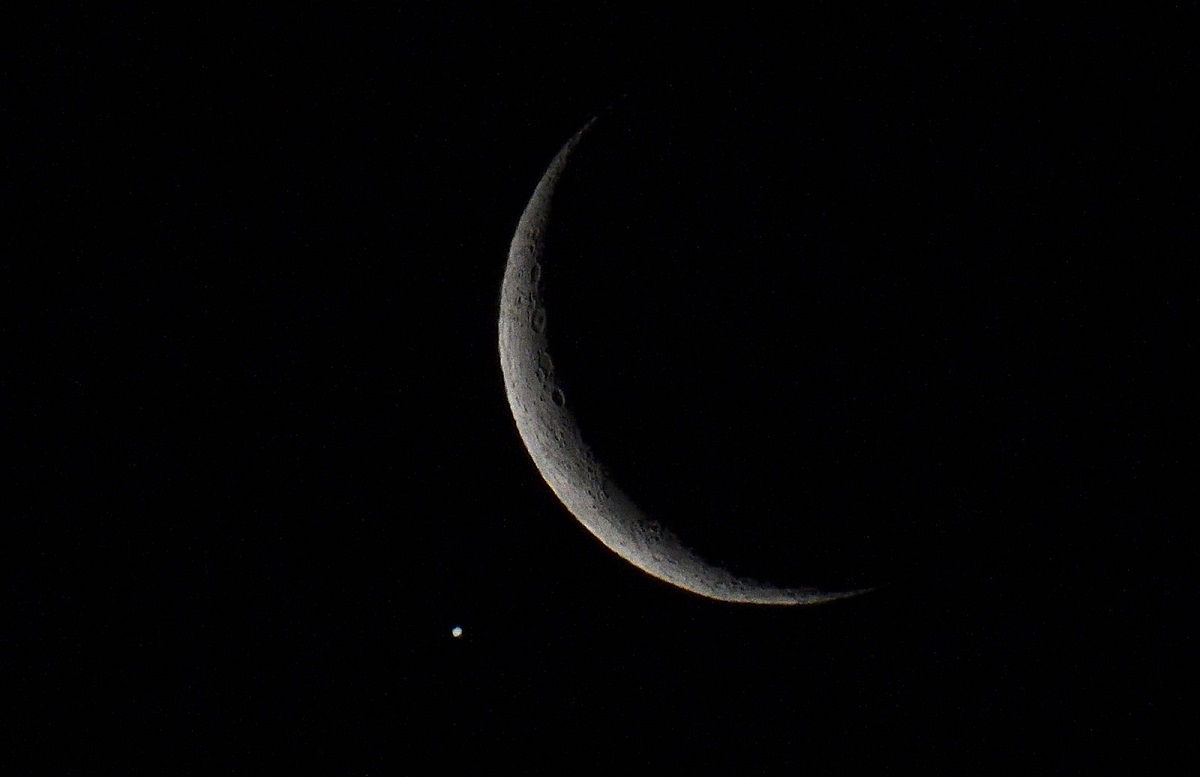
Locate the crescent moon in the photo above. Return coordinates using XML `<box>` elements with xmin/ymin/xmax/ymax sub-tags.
<box><xmin>499</xmin><ymin>120</ymin><xmax>869</xmax><ymax>605</ymax></box>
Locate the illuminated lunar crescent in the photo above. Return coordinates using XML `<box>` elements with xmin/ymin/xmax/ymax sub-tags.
<box><xmin>499</xmin><ymin>120</ymin><xmax>869</xmax><ymax>604</ymax></box>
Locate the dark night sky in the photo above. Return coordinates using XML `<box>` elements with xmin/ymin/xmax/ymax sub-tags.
<box><xmin>2</xmin><ymin>5</ymin><xmax>1196</xmax><ymax>773</ymax></box>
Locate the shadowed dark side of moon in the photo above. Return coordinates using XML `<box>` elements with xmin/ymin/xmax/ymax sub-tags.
<box><xmin>538</xmin><ymin>98</ymin><xmax>1062</xmax><ymax>591</ymax></box>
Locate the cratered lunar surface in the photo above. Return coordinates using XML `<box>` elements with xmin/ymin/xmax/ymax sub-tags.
<box><xmin>499</xmin><ymin>120</ymin><xmax>871</xmax><ymax>605</ymax></box>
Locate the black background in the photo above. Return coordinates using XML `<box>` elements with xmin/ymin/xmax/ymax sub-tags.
<box><xmin>3</xmin><ymin>5</ymin><xmax>1196</xmax><ymax>773</ymax></box>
